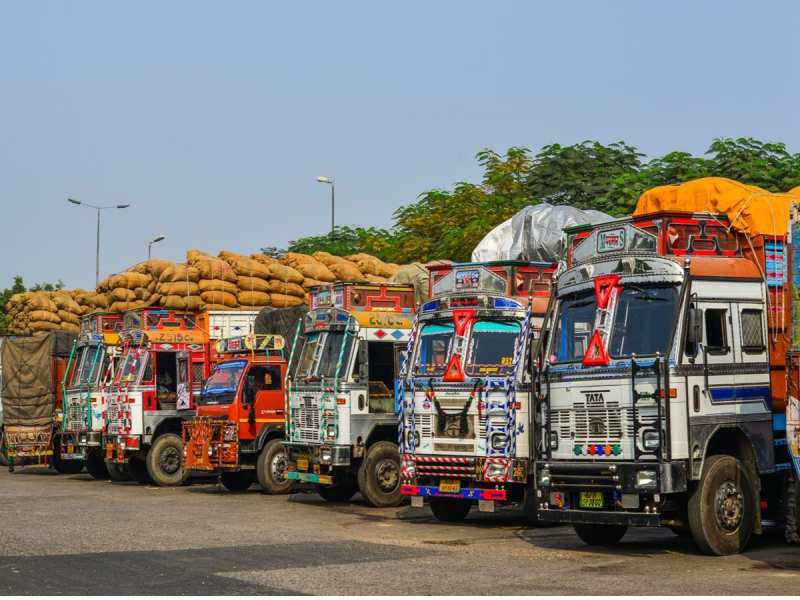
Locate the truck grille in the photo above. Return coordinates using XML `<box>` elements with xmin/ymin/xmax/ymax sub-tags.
<box><xmin>106</xmin><ymin>393</ymin><xmax>126</xmax><ymax>435</ymax></box>
<box><xmin>64</xmin><ymin>397</ymin><xmax>87</xmax><ymax>432</ymax></box>
<box><xmin>551</xmin><ymin>401</ymin><xmax>635</xmax><ymax>445</ymax></box>
<box><xmin>291</xmin><ymin>395</ymin><xmax>320</xmax><ymax>443</ymax></box>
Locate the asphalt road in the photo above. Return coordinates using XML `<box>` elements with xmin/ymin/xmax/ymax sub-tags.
<box><xmin>0</xmin><ymin>467</ymin><xmax>798</xmax><ymax>595</ymax></box>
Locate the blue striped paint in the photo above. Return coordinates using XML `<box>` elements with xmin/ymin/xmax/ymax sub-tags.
<box><xmin>708</xmin><ymin>385</ymin><xmax>770</xmax><ymax>403</ymax></box>
<box><xmin>773</xmin><ymin>413</ymin><xmax>786</xmax><ymax>431</ymax></box>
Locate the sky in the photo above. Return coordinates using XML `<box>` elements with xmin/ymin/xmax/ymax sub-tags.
<box><xmin>0</xmin><ymin>1</ymin><xmax>798</xmax><ymax>290</ymax></box>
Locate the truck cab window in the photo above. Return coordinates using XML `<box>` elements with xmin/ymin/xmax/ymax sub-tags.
<box><xmin>156</xmin><ymin>352</ymin><xmax>178</xmax><ymax>408</ymax></box>
<box><xmin>705</xmin><ymin>308</ymin><xmax>728</xmax><ymax>353</ymax></box>
<box><xmin>368</xmin><ymin>341</ymin><xmax>395</xmax><ymax>412</ymax></box>
<box><xmin>740</xmin><ymin>309</ymin><xmax>764</xmax><ymax>352</ymax></box>
<box><xmin>248</xmin><ymin>365</ymin><xmax>282</xmax><ymax>392</ymax></box>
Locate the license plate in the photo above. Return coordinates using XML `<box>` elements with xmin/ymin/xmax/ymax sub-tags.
<box><xmin>67</xmin><ymin>444</ymin><xmax>75</xmax><ymax>455</ymax></box>
<box><xmin>296</xmin><ymin>457</ymin><xmax>309</xmax><ymax>471</ymax></box>
<box><xmin>579</xmin><ymin>491</ymin><xmax>604</xmax><ymax>509</ymax></box>
<box><xmin>439</xmin><ymin>479</ymin><xmax>461</xmax><ymax>494</ymax></box>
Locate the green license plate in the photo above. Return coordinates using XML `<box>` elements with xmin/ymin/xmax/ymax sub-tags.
<box><xmin>579</xmin><ymin>491</ymin><xmax>604</xmax><ymax>509</ymax></box>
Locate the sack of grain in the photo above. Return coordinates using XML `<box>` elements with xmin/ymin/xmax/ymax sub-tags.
<box><xmin>29</xmin><ymin>310</ymin><xmax>61</xmax><ymax>324</ymax></box>
<box><xmin>225</xmin><ymin>255</ymin><xmax>271</xmax><ymax>279</ymax></box>
<box><xmin>52</xmin><ymin>293</ymin><xmax>82</xmax><ymax>314</ymax></box>
<box><xmin>110</xmin><ymin>288</ymin><xmax>137</xmax><ymax>303</ymax></box>
<box><xmin>267</xmin><ymin>263</ymin><xmax>304</xmax><ymax>285</ymax></box>
<box><xmin>159</xmin><ymin>264</ymin><xmax>200</xmax><ymax>283</ymax></box>
<box><xmin>90</xmin><ymin>293</ymin><xmax>110</xmax><ymax>310</ymax></box>
<box><xmin>328</xmin><ymin>261</ymin><xmax>366</xmax><ymax>282</ymax></box>
<box><xmin>158</xmin><ymin>281</ymin><xmax>200</xmax><ymax>296</ymax></box>
<box><xmin>192</xmin><ymin>256</ymin><xmax>238</xmax><ymax>283</ymax></box>
<box><xmin>200</xmin><ymin>290</ymin><xmax>238</xmax><ymax>308</ymax></box>
<box><xmin>201</xmin><ymin>303</ymin><xmax>232</xmax><ymax>311</ymax></box>
<box><xmin>160</xmin><ymin>296</ymin><xmax>187</xmax><ymax>310</ymax></box>
<box><xmin>311</xmin><ymin>251</ymin><xmax>343</xmax><ymax>267</ymax></box>
<box><xmin>29</xmin><ymin>320</ymin><xmax>61</xmax><ymax>333</ymax></box>
<box><xmin>267</xmin><ymin>280</ymin><xmax>306</xmax><ymax>298</ymax></box>
<box><xmin>237</xmin><ymin>276</ymin><xmax>270</xmax><ymax>293</ymax></box>
<box><xmin>282</xmin><ymin>252</ymin><xmax>317</xmax><ymax>267</ymax></box>
<box><xmin>27</xmin><ymin>294</ymin><xmax>58</xmax><ymax>312</ymax></box>
<box><xmin>238</xmin><ymin>290</ymin><xmax>271</xmax><ymax>308</ymax></box>
<box><xmin>58</xmin><ymin>310</ymin><xmax>81</xmax><ymax>326</ymax></box>
<box><xmin>251</xmin><ymin>254</ymin><xmax>279</xmax><ymax>266</ymax></box>
<box><xmin>302</xmin><ymin>278</ymin><xmax>326</xmax><ymax>290</ymax></box>
<box><xmin>294</xmin><ymin>260</ymin><xmax>336</xmax><ymax>282</ymax></box>
<box><xmin>110</xmin><ymin>301</ymin><xmax>141</xmax><ymax>313</ymax></box>
<box><xmin>270</xmin><ymin>293</ymin><xmax>306</xmax><ymax>308</ymax></box>
<box><xmin>132</xmin><ymin>259</ymin><xmax>174</xmax><ymax>279</ymax></box>
<box><xmin>364</xmin><ymin>273</ymin><xmax>388</xmax><ymax>283</ymax></box>
<box><xmin>198</xmin><ymin>279</ymin><xmax>239</xmax><ymax>295</ymax></box>
<box><xmin>186</xmin><ymin>249</ymin><xmax>210</xmax><ymax>263</ymax></box>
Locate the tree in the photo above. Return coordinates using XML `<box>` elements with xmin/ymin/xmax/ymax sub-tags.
<box><xmin>288</xmin><ymin>226</ymin><xmax>397</xmax><ymax>261</ymax></box>
<box><xmin>705</xmin><ymin>137</ymin><xmax>800</xmax><ymax>192</ymax></box>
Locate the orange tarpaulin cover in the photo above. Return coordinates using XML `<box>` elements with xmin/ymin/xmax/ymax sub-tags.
<box><xmin>789</xmin><ymin>186</ymin><xmax>800</xmax><ymax>199</ymax></box>
<box><xmin>634</xmin><ymin>177</ymin><xmax>798</xmax><ymax>237</ymax></box>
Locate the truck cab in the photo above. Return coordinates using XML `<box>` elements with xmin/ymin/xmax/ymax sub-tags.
<box><xmin>183</xmin><ymin>334</ymin><xmax>290</xmax><ymax>493</ymax></box>
<box><xmin>104</xmin><ymin>308</ymin><xmax>207</xmax><ymax>485</ymax></box>
<box><xmin>399</xmin><ymin>261</ymin><xmax>554</xmax><ymax>521</ymax></box>
<box><xmin>61</xmin><ymin>312</ymin><xmax>123</xmax><ymax>479</ymax></box>
<box><xmin>285</xmin><ymin>282</ymin><xmax>416</xmax><ymax>507</ymax></box>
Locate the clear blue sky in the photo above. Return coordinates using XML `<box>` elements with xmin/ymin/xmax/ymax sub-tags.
<box><xmin>1</xmin><ymin>1</ymin><xmax>797</xmax><ymax>290</ymax></box>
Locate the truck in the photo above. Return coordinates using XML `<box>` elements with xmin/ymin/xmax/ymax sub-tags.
<box><xmin>60</xmin><ymin>312</ymin><xmax>123</xmax><ymax>480</ymax></box>
<box><xmin>285</xmin><ymin>282</ymin><xmax>416</xmax><ymax>507</ymax></box>
<box><xmin>398</xmin><ymin>261</ymin><xmax>554</xmax><ymax>521</ymax></box>
<box><xmin>182</xmin><ymin>333</ymin><xmax>291</xmax><ymax>493</ymax></box>
<box><xmin>534</xmin><ymin>181</ymin><xmax>800</xmax><ymax>555</ymax></box>
<box><xmin>1</xmin><ymin>331</ymin><xmax>83</xmax><ymax>473</ymax></box>
<box><xmin>104</xmin><ymin>308</ymin><xmax>258</xmax><ymax>486</ymax></box>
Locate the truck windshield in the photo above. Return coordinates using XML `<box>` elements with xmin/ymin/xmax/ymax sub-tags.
<box><xmin>295</xmin><ymin>332</ymin><xmax>321</xmax><ymax>379</ymax></box>
<box><xmin>295</xmin><ymin>331</ymin><xmax>354</xmax><ymax>380</ymax></box>
<box><xmin>608</xmin><ymin>285</ymin><xmax>679</xmax><ymax>358</ymax></box>
<box><xmin>466</xmin><ymin>320</ymin><xmax>520</xmax><ymax>376</ymax></box>
<box><xmin>199</xmin><ymin>360</ymin><xmax>246</xmax><ymax>406</ymax></box>
<box><xmin>68</xmin><ymin>347</ymin><xmax>87</xmax><ymax>387</ymax></box>
<box><xmin>73</xmin><ymin>346</ymin><xmax>104</xmax><ymax>387</ymax></box>
<box><xmin>551</xmin><ymin>292</ymin><xmax>596</xmax><ymax>363</ymax></box>
<box><xmin>116</xmin><ymin>349</ymin><xmax>145</xmax><ymax>384</ymax></box>
<box><xmin>414</xmin><ymin>322</ymin><xmax>454</xmax><ymax>376</ymax></box>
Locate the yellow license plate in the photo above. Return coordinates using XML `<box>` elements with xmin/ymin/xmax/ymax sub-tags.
<box><xmin>439</xmin><ymin>479</ymin><xmax>461</xmax><ymax>494</ymax></box>
<box><xmin>296</xmin><ymin>457</ymin><xmax>309</xmax><ymax>471</ymax></box>
<box><xmin>67</xmin><ymin>444</ymin><xmax>75</xmax><ymax>454</ymax></box>
<box><xmin>579</xmin><ymin>491</ymin><xmax>604</xmax><ymax>509</ymax></box>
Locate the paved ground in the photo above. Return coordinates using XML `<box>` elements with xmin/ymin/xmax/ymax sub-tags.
<box><xmin>0</xmin><ymin>467</ymin><xmax>799</xmax><ymax>595</ymax></box>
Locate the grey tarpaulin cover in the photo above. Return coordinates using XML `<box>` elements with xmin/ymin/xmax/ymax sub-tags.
<box><xmin>1</xmin><ymin>332</ymin><xmax>76</xmax><ymax>427</ymax></box>
<box><xmin>471</xmin><ymin>203</ymin><xmax>612</xmax><ymax>263</ymax></box>
<box><xmin>254</xmin><ymin>306</ymin><xmax>309</xmax><ymax>358</ymax></box>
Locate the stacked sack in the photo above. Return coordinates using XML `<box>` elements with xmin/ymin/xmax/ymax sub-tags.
<box><xmin>279</xmin><ymin>252</ymin><xmax>336</xmax><ymax>299</ymax></box>
<box><xmin>345</xmin><ymin>253</ymin><xmax>400</xmax><ymax>282</ymax></box>
<box><xmin>97</xmin><ymin>269</ymin><xmax>156</xmax><ymax>313</ymax></box>
<box><xmin>228</xmin><ymin>251</ymin><xmax>306</xmax><ymax>308</ymax></box>
<box><xmin>5</xmin><ymin>290</ymin><xmax>85</xmax><ymax>335</ymax></box>
<box><xmin>155</xmin><ymin>262</ymin><xmax>202</xmax><ymax>311</ymax></box>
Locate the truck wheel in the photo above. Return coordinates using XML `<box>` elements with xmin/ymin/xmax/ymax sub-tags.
<box><xmin>51</xmin><ymin>440</ymin><xmax>85</xmax><ymax>475</ymax></box>
<box><xmin>316</xmin><ymin>479</ymin><xmax>358</xmax><ymax>503</ymax></box>
<box><xmin>221</xmin><ymin>471</ymin><xmax>255</xmax><ymax>492</ymax></box>
<box><xmin>146</xmin><ymin>434</ymin><xmax>186</xmax><ymax>487</ymax></box>
<box><xmin>256</xmin><ymin>439</ymin><xmax>293</xmax><ymax>494</ymax></box>
<box><xmin>688</xmin><ymin>454</ymin><xmax>756</xmax><ymax>556</ymax></box>
<box><xmin>105</xmin><ymin>460</ymin><xmax>130</xmax><ymax>482</ymax></box>
<box><xmin>0</xmin><ymin>434</ymin><xmax>8</xmax><ymax>468</ymax></box>
<box><xmin>85</xmin><ymin>450</ymin><xmax>109</xmax><ymax>480</ymax></box>
<box><xmin>430</xmin><ymin>497</ymin><xmax>471</xmax><ymax>522</ymax></box>
<box><xmin>573</xmin><ymin>524</ymin><xmax>627</xmax><ymax>546</ymax></box>
<box><xmin>128</xmin><ymin>455</ymin><xmax>153</xmax><ymax>485</ymax></box>
<box><xmin>358</xmin><ymin>441</ymin><xmax>402</xmax><ymax>507</ymax></box>
<box><xmin>784</xmin><ymin>474</ymin><xmax>800</xmax><ymax>544</ymax></box>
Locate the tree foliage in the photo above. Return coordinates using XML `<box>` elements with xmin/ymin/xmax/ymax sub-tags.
<box><xmin>287</xmin><ymin>226</ymin><xmax>397</xmax><ymax>261</ymax></box>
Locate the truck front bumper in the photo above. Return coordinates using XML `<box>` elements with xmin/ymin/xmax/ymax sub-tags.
<box><xmin>104</xmin><ymin>435</ymin><xmax>142</xmax><ymax>463</ymax></box>
<box><xmin>286</xmin><ymin>443</ymin><xmax>351</xmax><ymax>486</ymax></box>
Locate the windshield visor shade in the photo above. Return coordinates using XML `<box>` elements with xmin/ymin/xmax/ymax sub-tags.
<box><xmin>414</xmin><ymin>323</ymin><xmax>454</xmax><ymax>376</ymax></box>
<box><xmin>200</xmin><ymin>360</ymin><xmax>246</xmax><ymax>406</ymax></box>
<box><xmin>466</xmin><ymin>321</ymin><xmax>520</xmax><ymax>376</ymax></box>
<box><xmin>608</xmin><ymin>285</ymin><xmax>679</xmax><ymax>358</ymax></box>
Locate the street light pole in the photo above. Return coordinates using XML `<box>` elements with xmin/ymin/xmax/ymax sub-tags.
<box><xmin>148</xmin><ymin>235</ymin><xmax>166</xmax><ymax>260</ymax></box>
<box><xmin>316</xmin><ymin>176</ymin><xmax>335</xmax><ymax>234</ymax></box>
<box><xmin>67</xmin><ymin>199</ymin><xmax>130</xmax><ymax>286</ymax></box>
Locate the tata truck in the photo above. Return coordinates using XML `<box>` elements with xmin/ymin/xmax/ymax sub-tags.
<box><xmin>182</xmin><ymin>333</ymin><xmax>290</xmax><ymax>493</ymax></box>
<box><xmin>398</xmin><ymin>261</ymin><xmax>554</xmax><ymax>521</ymax></box>
<box><xmin>60</xmin><ymin>312</ymin><xmax>123</xmax><ymax>480</ymax></box>
<box><xmin>535</xmin><ymin>197</ymin><xmax>800</xmax><ymax>555</ymax></box>
<box><xmin>285</xmin><ymin>282</ymin><xmax>416</xmax><ymax>507</ymax></box>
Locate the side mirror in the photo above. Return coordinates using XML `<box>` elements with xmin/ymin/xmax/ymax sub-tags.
<box><xmin>685</xmin><ymin>308</ymin><xmax>703</xmax><ymax>357</ymax></box>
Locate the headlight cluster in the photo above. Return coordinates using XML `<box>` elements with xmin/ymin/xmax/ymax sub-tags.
<box><xmin>490</xmin><ymin>434</ymin><xmax>507</xmax><ymax>451</ymax></box>
<box><xmin>325</xmin><ymin>425</ymin><xmax>337</xmax><ymax>440</ymax></box>
<box><xmin>405</xmin><ymin>430</ymin><xmax>421</xmax><ymax>448</ymax></box>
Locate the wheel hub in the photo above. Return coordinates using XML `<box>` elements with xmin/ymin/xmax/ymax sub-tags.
<box><xmin>715</xmin><ymin>480</ymin><xmax>744</xmax><ymax>532</ymax></box>
<box><xmin>159</xmin><ymin>447</ymin><xmax>181</xmax><ymax>475</ymax></box>
<box><xmin>375</xmin><ymin>459</ymin><xmax>399</xmax><ymax>493</ymax></box>
<box><xmin>271</xmin><ymin>451</ymin><xmax>288</xmax><ymax>483</ymax></box>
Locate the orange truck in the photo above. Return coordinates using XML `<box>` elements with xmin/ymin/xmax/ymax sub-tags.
<box><xmin>182</xmin><ymin>334</ymin><xmax>291</xmax><ymax>493</ymax></box>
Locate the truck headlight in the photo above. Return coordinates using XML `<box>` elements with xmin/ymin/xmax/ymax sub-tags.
<box><xmin>405</xmin><ymin>430</ymin><xmax>421</xmax><ymax>448</ymax></box>
<box><xmin>549</xmin><ymin>433</ymin><xmax>559</xmax><ymax>450</ymax></box>
<box><xmin>643</xmin><ymin>430</ymin><xmax>660</xmax><ymax>451</ymax></box>
<box><xmin>325</xmin><ymin>425</ymin><xmax>337</xmax><ymax>440</ymax></box>
<box><xmin>635</xmin><ymin>470</ymin><xmax>657</xmax><ymax>490</ymax></box>
<box><xmin>491</xmin><ymin>434</ymin><xmax>508</xmax><ymax>451</ymax></box>
<box><xmin>321</xmin><ymin>449</ymin><xmax>333</xmax><ymax>463</ymax></box>
<box><xmin>119</xmin><ymin>441</ymin><xmax>126</xmax><ymax>451</ymax></box>
<box><xmin>538</xmin><ymin>468</ymin><xmax>551</xmax><ymax>487</ymax></box>
<box><xmin>485</xmin><ymin>461</ymin><xmax>507</xmax><ymax>479</ymax></box>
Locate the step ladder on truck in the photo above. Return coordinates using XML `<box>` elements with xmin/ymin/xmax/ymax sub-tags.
<box><xmin>398</xmin><ymin>261</ymin><xmax>554</xmax><ymax>522</ymax></box>
<box><xmin>284</xmin><ymin>282</ymin><xmax>416</xmax><ymax>507</ymax></box>
<box><xmin>60</xmin><ymin>312</ymin><xmax>123</xmax><ymax>480</ymax></box>
<box><xmin>182</xmin><ymin>333</ymin><xmax>291</xmax><ymax>493</ymax></box>
<box><xmin>534</xmin><ymin>178</ymin><xmax>800</xmax><ymax>555</ymax></box>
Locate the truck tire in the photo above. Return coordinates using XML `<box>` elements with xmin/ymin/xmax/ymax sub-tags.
<box><xmin>105</xmin><ymin>460</ymin><xmax>130</xmax><ymax>482</ymax></box>
<box><xmin>573</xmin><ymin>524</ymin><xmax>627</xmax><ymax>546</ymax></box>
<box><xmin>316</xmin><ymin>479</ymin><xmax>358</xmax><ymax>503</ymax></box>
<box><xmin>0</xmin><ymin>432</ymin><xmax>8</xmax><ymax>468</ymax></box>
<box><xmin>221</xmin><ymin>471</ymin><xmax>255</xmax><ymax>492</ymax></box>
<box><xmin>51</xmin><ymin>439</ymin><xmax>85</xmax><ymax>475</ymax></box>
<box><xmin>256</xmin><ymin>439</ymin><xmax>293</xmax><ymax>495</ymax></box>
<box><xmin>688</xmin><ymin>454</ymin><xmax>756</xmax><ymax>556</ymax></box>
<box><xmin>430</xmin><ymin>497</ymin><xmax>471</xmax><ymax>522</ymax></box>
<box><xmin>358</xmin><ymin>441</ymin><xmax>402</xmax><ymax>507</ymax></box>
<box><xmin>145</xmin><ymin>434</ymin><xmax>186</xmax><ymax>487</ymax></box>
<box><xmin>128</xmin><ymin>455</ymin><xmax>153</xmax><ymax>485</ymax></box>
<box><xmin>784</xmin><ymin>473</ymin><xmax>800</xmax><ymax>544</ymax></box>
<box><xmin>85</xmin><ymin>449</ymin><xmax>109</xmax><ymax>480</ymax></box>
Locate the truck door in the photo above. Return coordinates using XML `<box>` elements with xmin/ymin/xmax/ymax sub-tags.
<box><xmin>176</xmin><ymin>351</ymin><xmax>191</xmax><ymax>411</ymax></box>
<box><xmin>239</xmin><ymin>363</ymin><xmax>284</xmax><ymax>440</ymax></box>
<box><xmin>687</xmin><ymin>301</ymin><xmax>735</xmax><ymax>418</ymax></box>
<box><xmin>730</xmin><ymin>302</ymin><xmax>770</xmax><ymax>414</ymax></box>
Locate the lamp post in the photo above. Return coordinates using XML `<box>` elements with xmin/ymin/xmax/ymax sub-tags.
<box><xmin>67</xmin><ymin>199</ymin><xmax>130</xmax><ymax>286</ymax></box>
<box><xmin>316</xmin><ymin>176</ymin><xmax>335</xmax><ymax>234</ymax></box>
<box><xmin>148</xmin><ymin>235</ymin><xmax>166</xmax><ymax>259</ymax></box>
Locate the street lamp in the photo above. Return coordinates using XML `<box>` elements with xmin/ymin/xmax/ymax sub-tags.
<box><xmin>316</xmin><ymin>176</ymin><xmax>335</xmax><ymax>234</ymax></box>
<box><xmin>67</xmin><ymin>198</ymin><xmax>130</xmax><ymax>286</ymax></box>
<box><xmin>148</xmin><ymin>235</ymin><xmax>166</xmax><ymax>259</ymax></box>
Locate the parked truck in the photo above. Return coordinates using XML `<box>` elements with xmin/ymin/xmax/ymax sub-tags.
<box><xmin>182</xmin><ymin>333</ymin><xmax>290</xmax><ymax>493</ymax></box>
<box><xmin>398</xmin><ymin>261</ymin><xmax>554</xmax><ymax>521</ymax></box>
<box><xmin>285</xmin><ymin>282</ymin><xmax>416</xmax><ymax>506</ymax></box>
<box><xmin>104</xmin><ymin>308</ymin><xmax>258</xmax><ymax>485</ymax></box>
<box><xmin>534</xmin><ymin>178</ymin><xmax>800</xmax><ymax>555</ymax></box>
<box><xmin>1</xmin><ymin>332</ymin><xmax>83</xmax><ymax>473</ymax></box>
<box><xmin>60</xmin><ymin>312</ymin><xmax>123</xmax><ymax>480</ymax></box>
